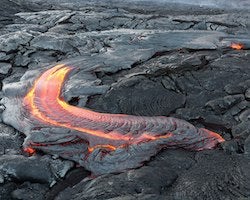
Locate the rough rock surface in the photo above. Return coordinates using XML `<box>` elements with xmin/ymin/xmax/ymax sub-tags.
<box><xmin>56</xmin><ymin>150</ymin><xmax>250</xmax><ymax>200</ymax></box>
<box><xmin>0</xmin><ymin>0</ymin><xmax>249</xmax><ymax>199</ymax></box>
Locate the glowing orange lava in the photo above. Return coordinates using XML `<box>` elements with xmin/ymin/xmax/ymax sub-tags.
<box><xmin>23</xmin><ymin>64</ymin><xmax>225</xmax><ymax>153</ymax></box>
<box><xmin>24</xmin><ymin>147</ymin><xmax>36</xmax><ymax>155</ymax></box>
<box><xmin>230</xmin><ymin>42</ymin><xmax>244</xmax><ymax>50</ymax></box>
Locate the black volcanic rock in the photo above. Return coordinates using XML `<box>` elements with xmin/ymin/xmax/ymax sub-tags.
<box><xmin>55</xmin><ymin>150</ymin><xmax>195</xmax><ymax>200</ymax></box>
<box><xmin>0</xmin><ymin>63</ymin><xmax>12</xmax><ymax>75</ymax></box>
<box><xmin>0</xmin><ymin>0</ymin><xmax>29</xmax><ymax>28</ymax></box>
<box><xmin>245</xmin><ymin>88</ymin><xmax>250</xmax><ymax>100</ymax></box>
<box><xmin>88</xmin><ymin>79</ymin><xmax>186</xmax><ymax>116</ymax></box>
<box><xmin>206</xmin><ymin>95</ymin><xmax>245</xmax><ymax>115</ymax></box>
<box><xmin>0</xmin><ymin>155</ymin><xmax>73</xmax><ymax>185</ymax></box>
<box><xmin>0</xmin><ymin>182</ymin><xmax>18</xmax><ymax>200</ymax></box>
<box><xmin>245</xmin><ymin>135</ymin><xmax>250</xmax><ymax>158</ymax></box>
<box><xmin>11</xmin><ymin>182</ymin><xmax>48</xmax><ymax>200</ymax></box>
<box><xmin>0</xmin><ymin>0</ymin><xmax>250</xmax><ymax>199</ymax></box>
<box><xmin>232</xmin><ymin>120</ymin><xmax>250</xmax><ymax>134</ymax></box>
<box><xmin>55</xmin><ymin>150</ymin><xmax>250</xmax><ymax>200</ymax></box>
<box><xmin>0</xmin><ymin>123</ymin><xmax>23</xmax><ymax>156</ymax></box>
<box><xmin>30</xmin><ymin>33</ymin><xmax>76</xmax><ymax>53</ymax></box>
<box><xmin>166</xmin><ymin>151</ymin><xmax>250</xmax><ymax>200</ymax></box>
<box><xmin>0</xmin><ymin>31</ymin><xmax>33</xmax><ymax>53</ymax></box>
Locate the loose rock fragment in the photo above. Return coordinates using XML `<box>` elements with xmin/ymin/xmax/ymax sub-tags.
<box><xmin>245</xmin><ymin>88</ymin><xmax>250</xmax><ymax>100</ymax></box>
<box><xmin>232</xmin><ymin>121</ymin><xmax>250</xmax><ymax>139</ymax></box>
<box><xmin>239</xmin><ymin>109</ymin><xmax>250</xmax><ymax>122</ymax></box>
<box><xmin>0</xmin><ymin>63</ymin><xmax>12</xmax><ymax>75</ymax></box>
<box><xmin>206</xmin><ymin>95</ymin><xmax>245</xmax><ymax>114</ymax></box>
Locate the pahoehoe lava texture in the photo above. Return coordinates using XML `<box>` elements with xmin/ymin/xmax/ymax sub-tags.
<box><xmin>1</xmin><ymin>1</ymin><xmax>250</xmax><ymax>199</ymax></box>
<box><xmin>1</xmin><ymin>64</ymin><xmax>224</xmax><ymax>175</ymax></box>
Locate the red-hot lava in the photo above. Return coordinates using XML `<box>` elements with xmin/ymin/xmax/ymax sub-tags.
<box><xmin>23</xmin><ymin>147</ymin><xmax>36</xmax><ymax>155</ymax></box>
<box><xmin>23</xmin><ymin>64</ymin><xmax>225</xmax><ymax>151</ymax></box>
<box><xmin>230</xmin><ymin>42</ymin><xmax>244</xmax><ymax>50</ymax></box>
<box><xmin>21</xmin><ymin>64</ymin><xmax>225</xmax><ymax>174</ymax></box>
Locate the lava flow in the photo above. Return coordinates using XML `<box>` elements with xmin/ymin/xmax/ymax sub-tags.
<box><xmin>20</xmin><ymin>64</ymin><xmax>224</xmax><ymax>174</ymax></box>
<box><xmin>230</xmin><ymin>42</ymin><xmax>244</xmax><ymax>50</ymax></box>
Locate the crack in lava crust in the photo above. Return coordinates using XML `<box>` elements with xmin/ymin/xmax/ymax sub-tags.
<box><xmin>3</xmin><ymin>64</ymin><xmax>225</xmax><ymax>175</ymax></box>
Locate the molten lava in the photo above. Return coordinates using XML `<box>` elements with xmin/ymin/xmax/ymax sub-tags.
<box><xmin>230</xmin><ymin>42</ymin><xmax>244</xmax><ymax>50</ymax></box>
<box><xmin>24</xmin><ymin>147</ymin><xmax>36</xmax><ymax>155</ymax></box>
<box><xmin>20</xmin><ymin>64</ymin><xmax>225</xmax><ymax>174</ymax></box>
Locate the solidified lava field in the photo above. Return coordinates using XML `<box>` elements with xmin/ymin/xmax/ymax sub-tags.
<box><xmin>0</xmin><ymin>0</ymin><xmax>250</xmax><ymax>200</ymax></box>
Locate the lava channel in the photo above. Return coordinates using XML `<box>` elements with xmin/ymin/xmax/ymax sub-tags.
<box><xmin>18</xmin><ymin>64</ymin><xmax>225</xmax><ymax>174</ymax></box>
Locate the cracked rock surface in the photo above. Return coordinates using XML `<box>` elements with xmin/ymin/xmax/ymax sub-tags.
<box><xmin>0</xmin><ymin>0</ymin><xmax>250</xmax><ymax>199</ymax></box>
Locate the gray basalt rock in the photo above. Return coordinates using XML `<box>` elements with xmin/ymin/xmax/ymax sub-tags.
<box><xmin>221</xmin><ymin>140</ymin><xmax>241</xmax><ymax>154</ymax></box>
<box><xmin>0</xmin><ymin>182</ymin><xmax>18</xmax><ymax>200</ymax></box>
<box><xmin>0</xmin><ymin>62</ymin><xmax>12</xmax><ymax>75</ymax></box>
<box><xmin>0</xmin><ymin>0</ymin><xmax>31</xmax><ymax>28</ymax></box>
<box><xmin>239</xmin><ymin>109</ymin><xmax>250</xmax><ymax>122</ymax></box>
<box><xmin>14</xmin><ymin>54</ymin><xmax>31</xmax><ymax>67</ymax></box>
<box><xmin>0</xmin><ymin>123</ymin><xmax>23</xmax><ymax>155</ymax></box>
<box><xmin>55</xmin><ymin>150</ymin><xmax>250</xmax><ymax>200</ymax></box>
<box><xmin>55</xmin><ymin>150</ymin><xmax>195</xmax><ymax>200</ymax></box>
<box><xmin>0</xmin><ymin>174</ymin><xmax>4</xmax><ymax>184</ymax></box>
<box><xmin>232</xmin><ymin>121</ymin><xmax>250</xmax><ymax>139</ymax></box>
<box><xmin>0</xmin><ymin>52</ymin><xmax>9</xmax><ymax>61</ymax></box>
<box><xmin>88</xmin><ymin>79</ymin><xmax>186</xmax><ymax>116</ymax></box>
<box><xmin>11</xmin><ymin>182</ymin><xmax>48</xmax><ymax>200</ymax></box>
<box><xmin>0</xmin><ymin>0</ymin><xmax>250</xmax><ymax>199</ymax></box>
<box><xmin>245</xmin><ymin>88</ymin><xmax>250</xmax><ymax>100</ymax></box>
<box><xmin>16</xmin><ymin>10</ymin><xmax>76</xmax><ymax>29</ymax></box>
<box><xmin>245</xmin><ymin>135</ymin><xmax>250</xmax><ymax>158</ymax></box>
<box><xmin>206</xmin><ymin>95</ymin><xmax>245</xmax><ymax>114</ymax></box>
<box><xmin>225</xmin><ymin>80</ymin><xmax>250</xmax><ymax>95</ymax></box>
<box><xmin>0</xmin><ymin>31</ymin><xmax>33</xmax><ymax>53</ymax></box>
<box><xmin>224</xmin><ymin>83</ymin><xmax>245</xmax><ymax>95</ymax></box>
<box><xmin>30</xmin><ymin>33</ymin><xmax>75</xmax><ymax>53</ymax></box>
<box><xmin>166</xmin><ymin>151</ymin><xmax>250</xmax><ymax>200</ymax></box>
<box><xmin>2</xmin><ymin>24</ymin><xmax>48</xmax><ymax>34</ymax></box>
<box><xmin>0</xmin><ymin>155</ymin><xmax>74</xmax><ymax>186</ymax></box>
<box><xmin>106</xmin><ymin>194</ymin><xmax>165</xmax><ymax>200</ymax></box>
